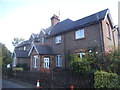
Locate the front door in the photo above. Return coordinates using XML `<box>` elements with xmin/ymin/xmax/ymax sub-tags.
<box><xmin>44</xmin><ymin>57</ymin><xmax>49</xmax><ymax>69</ymax></box>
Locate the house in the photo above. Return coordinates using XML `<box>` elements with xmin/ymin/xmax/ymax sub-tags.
<box><xmin>12</xmin><ymin>8</ymin><xmax>119</xmax><ymax>72</ymax></box>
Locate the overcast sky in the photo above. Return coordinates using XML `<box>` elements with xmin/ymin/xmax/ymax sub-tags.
<box><xmin>0</xmin><ymin>0</ymin><xmax>119</xmax><ymax>52</ymax></box>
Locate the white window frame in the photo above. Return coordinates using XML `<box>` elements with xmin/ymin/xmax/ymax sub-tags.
<box><xmin>41</xmin><ymin>37</ymin><xmax>44</xmax><ymax>44</ymax></box>
<box><xmin>13</xmin><ymin>57</ymin><xmax>16</xmax><ymax>67</ymax></box>
<box><xmin>106</xmin><ymin>23</ymin><xmax>111</xmax><ymax>39</ymax></box>
<box><xmin>24</xmin><ymin>46</ymin><xmax>26</xmax><ymax>50</ymax></box>
<box><xmin>55</xmin><ymin>36</ymin><xmax>61</xmax><ymax>44</ymax></box>
<box><xmin>56</xmin><ymin>55</ymin><xmax>62</xmax><ymax>67</ymax></box>
<box><xmin>44</xmin><ymin>57</ymin><xmax>49</xmax><ymax>69</ymax></box>
<box><xmin>33</xmin><ymin>55</ymin><xmax>38</xmax><ymax>68</ymax></box>
<box><xmin>75</xmin><ymin>29</ymin><xmax>85</xmax><ymax>39</ymax></box>
<box><xmin>76</xmin><ymin>52</ymin><xmax>85</xmax><ymax>58</ymax></box>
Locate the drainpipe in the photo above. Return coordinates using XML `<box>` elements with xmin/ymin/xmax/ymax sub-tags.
<box><xmin>96</xmin><ymin>13</ymin><xmax>104</xmax><ymax>52</ymax></box>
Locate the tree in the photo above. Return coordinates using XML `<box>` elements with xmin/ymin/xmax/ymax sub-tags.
<box><xmin>0</xmin><ymin>43</ymin><xmax>12</xmax><ymax>67</ymax></box>
<box><xmin>12</xmin><ymin>37</ymin><xmax>24</xmax><ymax>47</ymax></box>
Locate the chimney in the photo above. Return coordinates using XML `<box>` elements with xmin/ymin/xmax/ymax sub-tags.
<box><xmin>51</xmin><ymin>14</ymin><xmax>60</xmax><ymax>26</ymax></box>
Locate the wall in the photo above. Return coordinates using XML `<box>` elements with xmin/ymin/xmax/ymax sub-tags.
<box><xmin>101</xmin><ymin>17</ymin><xmax>114</xmax><ymax>52</ymax></box>
<box><xmin>45</xmin><ymin>23</ymin><xmax>102</xmax><ymax>68</ymax></box>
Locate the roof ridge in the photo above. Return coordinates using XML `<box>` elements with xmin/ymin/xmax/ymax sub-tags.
<box><xmin>33</xmin><ymin>42</ymin><xmax>49</xmax><ymax>46</ymax></box>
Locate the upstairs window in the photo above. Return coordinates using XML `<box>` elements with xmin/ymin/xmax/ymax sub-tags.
<box><xmin>76</xmin><ymin>52</ymin><xmax>85</xmax><ymax>58</ymax></box>
<box><xmin>55</xmin><ymin>36</ymin><xmax>61</xmax><ymax>44</ymax></box>
<box><xmin>75</xmin><ymin>29</ymin><xmax>85</xmax><ymax>39</ymax></box>
<box><xmin>106</xmin><ymin>23</ymin><xmax>111</xmax><ymax>39</ymax></box>
<box><xmin>56</xmin><ymin>55</ymin><xmax>62</xmax><ymax>67</ymax></box>
<box><xmin>41</xmin><ymin>37</ymin><xmax>44</xmax><ymax>44</ymax></box>
<box><xmin>24</xmin><ymin>46</ymin><xmax>26</xmax><ymax>50</ymax></box>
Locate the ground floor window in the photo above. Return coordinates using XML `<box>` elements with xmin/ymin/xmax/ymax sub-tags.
<box><xmin>56</xmin><ymin>55</ymin><xmax>62</xmax><ymax>67</ymax></box>
<box><xmin>33</xmin><ymin>55</ymin><xmax>38</xmax><ymax>68</ymax></box>
<box><xmin>44</xmin><ymin>57</ymin><xmax>49</xmax><ymax>69</ymax></box>
<box><xmin>76</xmin><ymin>52</ymin><xmax>85</xmax><ymax>58</ymax></box>
<box><xmin>13</xmin><ymin>57</ymin><xmax>16</xmax><ymax>67</ymax></box>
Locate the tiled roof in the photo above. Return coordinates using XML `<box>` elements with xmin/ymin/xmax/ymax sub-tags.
<box><xmin>45</xmin><ymin>9</ymin><xmax>110</xmax><ymax>36</ymax></box>
<box><xmin>32</xmin><ymin>33</ymin><xmax>38</xmax><ymax>38</ymax></box>
<box><xmin>14</xmin><ymin>50</ymin><xmax>29</xmax><ymax>58</ymax></box>
<box><xmin>33</xmin><ymin>43</ymin><xmax>55</xmax><ymax>55</ymax></box>
<box><xmin>16</xmin><ymin>40</ymin><xmax>31</xmax><ymax>48</ymax></box>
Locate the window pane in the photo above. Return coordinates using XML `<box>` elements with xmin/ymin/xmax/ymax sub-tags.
<box><xmin>106</xmin><ymin>23</ymin><xmax>110</xmax><ymax>38</ymax></box>
<box><xmin>75</xmin><ymin>29</ymin><xmax>84</xmax><ymax>39</ymax></box>
<box><xmin>55</xmin><ymin>36</ymin><xmax>61</xmax><ymax>44</ymax></box>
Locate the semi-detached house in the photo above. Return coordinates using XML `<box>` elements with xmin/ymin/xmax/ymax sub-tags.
<box><xmin>12</xmin><ymin>9</ymin><xmax>119</xmax><ymax>72</ymax></box>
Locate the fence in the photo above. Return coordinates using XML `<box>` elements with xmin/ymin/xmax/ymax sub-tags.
<box><xmin>15</xmin><ymin>69</ymin><xmax>94</xmax><ymax>88</ymax></box>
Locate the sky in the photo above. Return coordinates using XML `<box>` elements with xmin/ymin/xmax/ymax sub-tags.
<box><xmin>0</xmin><ymin>0</ymin><xmax>119</xmax><ymax>52</ymax></box>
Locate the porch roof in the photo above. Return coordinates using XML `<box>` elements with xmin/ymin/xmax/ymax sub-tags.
<box><xmin>29</xmin><ymin>43</ymin><xmax>56</xmax><ymax>55</ymax></box>
<box><xmin>14</xmin><ymin>50</ymin><xmax>29</xmax><ymax>58</ymax></box>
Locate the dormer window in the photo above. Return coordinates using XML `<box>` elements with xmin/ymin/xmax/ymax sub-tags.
<box><xmin>55</xmin><ymin>35</ymin><xmax>61</xmax><ymax>44</ymax></box>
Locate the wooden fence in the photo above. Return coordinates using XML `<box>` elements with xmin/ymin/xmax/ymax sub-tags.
<box><xmin>15</xmin><ymin>69</ymin><xmax>94</xmax><ymax>88</ymax></box>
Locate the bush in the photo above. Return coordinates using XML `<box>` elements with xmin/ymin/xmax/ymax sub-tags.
<box><xmin>94</xmin><ymin>71</ymin><xmax>120</xmax><ymax>88</ymax></box>
<box><xmin>13</xmin><ymin>67</ymin><xmax>23</xmax><ymax>72</ymax></box>
<box><xmin>69</xmin><ymin>54</ymin><xmax>91</xmax><ymax>74</ymax></box>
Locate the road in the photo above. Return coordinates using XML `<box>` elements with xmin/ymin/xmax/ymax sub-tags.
<box><xmin>1</xmin><ymin>78</ymin><xmax>35</xmax><ymax>89</ymax></box>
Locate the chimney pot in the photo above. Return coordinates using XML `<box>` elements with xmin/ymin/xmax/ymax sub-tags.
<box><xmin>51</xmin><ymin>14</ymin><xmax>60</xmax><ymax>26</ymax></box>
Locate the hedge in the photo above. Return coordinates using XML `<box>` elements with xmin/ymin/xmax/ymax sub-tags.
<box><xmin>94</xmin><ymin>71</ymin><xmax>120</xmax><ymax>88</ymax></box>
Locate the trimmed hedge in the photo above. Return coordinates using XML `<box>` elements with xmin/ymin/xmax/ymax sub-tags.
<box><xmin>94</xmin><ymin>71</ymin><xmax>120</xmax><ymax>88</ymax></box>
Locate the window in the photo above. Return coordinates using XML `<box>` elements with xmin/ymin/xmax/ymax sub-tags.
<box><xmin>33</xmin><ymin>55</ymin><xmax>38</xmax><ymax>68</ymax></box>
<box><xmin>41</xmin><ymin>37</ymin><xmax>44</xmax><ymax>44</ymax></box>
<box><xmin>76</xmin><ymin>52</ymin><xmax>85</xmax><ymax>58</ymax></box>
<box><xmin>56</xmin><ymin>55</ymin><xmax>62</xmax><ymax>67</ymax></box>
<box><xmin>44</xmin><ymin>57</ymin><xmax>49</xmax><ymax>69</ymax></box>
<box><xmin>13</xmin><ymin>57</ymin><xmax>16</xmax><ymax>67</ymax></box>
<box><xmin>106</xmin><ymin>23</ymin><xmax>111</xmax><ymax>39</ymax></box>
<box><xmin>75</xmin><ymin>29</ymin><xmax>85</xmax><ymax>39</ymax></box>
<box><xmin>23</xmin><ymin>46</ymin><xmax>26</xmax><ymax>50</ymax></box>
<box><xmin>55</xmin><ymin>36</ymin><xmax>61</xmax><ymax>44</ymax></box>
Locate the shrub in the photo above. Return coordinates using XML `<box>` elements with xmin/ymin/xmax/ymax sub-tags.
<box><xmin>94</xmin><ymin>71</ymin><xmax>119</xmax><ymax>88</ymax></box>
<box><xmin>69</xmin><ymin>54</ymin><xmax>91</xmax><ymax>74</ymax></box>
<box><xmin>13</xmin><ymin>67</ymin><xmax>23</xmax><ymax>72</ymax></box>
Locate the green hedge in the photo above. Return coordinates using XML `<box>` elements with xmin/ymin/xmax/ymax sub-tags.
<box><xmin>94</xmin><ymin>71</ymin><xmax>120</xmax><ymax>88</ymax></box>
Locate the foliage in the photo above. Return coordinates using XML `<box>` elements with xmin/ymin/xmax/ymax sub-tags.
<box><xmin>13</xmin><ymin>67</ymin><xmax>23</xmax><ymax>71</ymax></box>
<box><xmin>0</xmin><ymin>43</ymin><xmax>12</xmax><ymax>68</ymax></box>
<box><xmin>69</xmin><ymin>54</ymin><xmax>91</xmax><ymax>74</ymax></box>
<box><xmin>104</xmin><ymin>49</ymin><xmax>120</xmax><ymax>74</ymax></box>
<box><xmin>16</xmin><ymin>63</ymin><xmax>28</xmax><ymax>71</ymax></box>
<box><xmin>12</xmin><ymin>37</ymin><xmax>24</xmax><ymax>47</ymax></box>
<box><xmin>94</xmin><ymin>71</ymin><xmax>120</xmax><ymax>88</ymax></box>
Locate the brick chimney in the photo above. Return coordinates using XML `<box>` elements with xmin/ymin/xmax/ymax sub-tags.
<box><xmin>51</xmin><ymin>14</ymin><xmax>60</xmax><ymax>26</ymax></box>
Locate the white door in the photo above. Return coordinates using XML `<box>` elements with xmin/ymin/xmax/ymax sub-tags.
<box><xmin>44</xmin><ymin>57</ymin><xmax>49</xmax><ymax>69</ymax></box>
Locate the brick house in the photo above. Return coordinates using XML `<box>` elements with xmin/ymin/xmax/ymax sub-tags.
<box><xmin>12</xmin><ymin>9</ymin><xmax>119</xmax><ymax>71</ymax></box>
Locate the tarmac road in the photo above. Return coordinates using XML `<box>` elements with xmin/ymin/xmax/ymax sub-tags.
<box><xmin>1</xmin><ymin>78</ymin><xmax>36</xmax><ymax>90</ymax></box>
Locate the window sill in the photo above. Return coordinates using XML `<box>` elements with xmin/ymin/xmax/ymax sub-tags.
<box><xmin>75</xmin><ymin>37</ymin><xmax>85</xmax><ymax>41</ymax></box>
<box><xmin>55</xmin><ymin>43</ymin><xmax>61</xmax><ymax>45</ymax></box>
<box><xmin>56</xmin><ymin>66</ymin><xmax>62</xmax><ymax>67</ymax></box>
